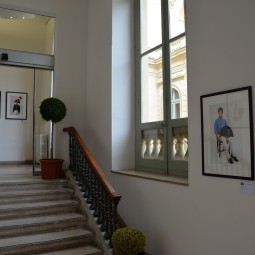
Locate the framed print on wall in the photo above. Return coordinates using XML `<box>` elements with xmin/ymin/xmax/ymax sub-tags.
<box><xmin>5</xmin><ymin>92</ymin><xmax>27</xmax><ymax>120</ymax></box>
<box><xmin>200</xmin><ymin>86</ymin><xmax>254</xmax><ymax>180</ymax></box>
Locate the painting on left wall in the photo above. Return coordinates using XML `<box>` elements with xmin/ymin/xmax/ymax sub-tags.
<box><xmin>5</xmin><ymin>92</ymin><xmax>27</xmax><ymax>120</ymax></box>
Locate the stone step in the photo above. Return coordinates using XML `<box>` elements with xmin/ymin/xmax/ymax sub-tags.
<box><xmin>0</xmin><ymin>228</ymin><xmax>96</xmax><ymax>255</ymax></box>
<box><xmin>0</xmin><ymin>177</ymin><xmax>68</xmax><ymax>190</ymax></box>
<box><xmin>0</xmin><ymin>213</ymin><xmax>87</xmax><ymax>238</ymax></box>
<box><xmin>38</xmin><ymin>245</ymin><xmax>102</xmax><ymax>255</ymax></box>
<box><xmin>0</xmin><ymin>200</ymin><xmax>80</xmax><ymax>220</ymax></box>
<box><xmin>0</xmin><ymin>188</ymin><xmax>74</xmax><ymax>204</ymax></box>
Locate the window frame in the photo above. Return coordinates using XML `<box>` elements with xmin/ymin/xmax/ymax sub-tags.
<box><xmin>135</xmin><ymin>0</ymin><xmax>188</xmax><ymax>177</ymax></box>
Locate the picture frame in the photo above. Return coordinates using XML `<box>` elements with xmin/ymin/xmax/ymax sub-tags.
<box><xmin>200</xmin><ymin>86</ymin><xmax>254</xmax><ymax>180</ymax></box>
<box><xmin>5</xmin><ymin>92</ymin><xmax>27</xmax><ymax>120</ymax></box>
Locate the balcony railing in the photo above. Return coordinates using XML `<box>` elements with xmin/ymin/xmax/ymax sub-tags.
<box><xmin>141</xmin><ymin>127</ymin><xmax>188</xmax><ymax>161</ymax></box>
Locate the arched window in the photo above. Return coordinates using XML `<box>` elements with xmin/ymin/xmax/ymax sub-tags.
<box><xmin>172</xmin><ymin>88</ymin><xmax>180</xmax><ymax>119</ymax></box>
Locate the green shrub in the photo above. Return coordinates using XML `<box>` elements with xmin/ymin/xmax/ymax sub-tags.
<box><xmin>112</xmin><ymin>227</ymin><xmax>145</xmax><ymax>255</ymax></box>
<box><xmin>39</xmin><ymin>97</ymin><xmax>66</xmax><ymax>123</ymax></box>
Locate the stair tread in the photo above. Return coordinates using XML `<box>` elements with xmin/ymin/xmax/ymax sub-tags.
<box><xmin>0</xmin><ymin>228</ymin><xmax>92</xmax><ymax>249</ymax></box>
<box><xmin>0</xmin><ymin>177</ymin><xmax>67</xmax><ymax>184</ymax></box>
<box><xmin>0</xmin><ymin>213</ymin><xmax>85</xmax><ymax>228</ymax></box>
<box><xmin>0</xmin><ymin>188</ymin><xmax>73</xmax><ymax>197</ymax></box>
<box><xmin>38</xmin><ymin>245</ymin><xmax>102</xmax><ymax>255</ymax></box>
<box><xmin>0</xmin><ymin>199</ymin><xmax>79</xmax><ymax>210</ymax></box>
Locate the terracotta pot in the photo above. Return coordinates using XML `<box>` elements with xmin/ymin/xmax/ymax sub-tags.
<box><xmin>40</xmin><ymin>159</ymin><xmax>64</xmax><ymax>179</ymax></box>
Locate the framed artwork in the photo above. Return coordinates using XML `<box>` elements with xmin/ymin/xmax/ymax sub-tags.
<box><xmin>200</xmin><ymin>86</ymin><xmax>254</xmax><ymax>180</ymax></box>
<box><xmin>5</xmin><ymin>92</ymin><xmax>27</xmax><ymax>120</ymax></box>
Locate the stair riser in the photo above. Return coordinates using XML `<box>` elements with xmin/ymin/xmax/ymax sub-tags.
<box><xmin>0</xmin><ymin>219</ymin><xmax>87</xmax><ymax>238</ymax></box>
<box><xmin>0</xmin><ymin>235</ymin><xmax>94</xmax><ymax>255</ymax></box>
<box><xmin>0</xmin><ymin>205</ymin><xmax>79</xmax><ymax>220</ymax></box>
<box><xmin>0</xmin><ymin>194</ymin><xmax>74</xmax><ymax>204</ymax></box>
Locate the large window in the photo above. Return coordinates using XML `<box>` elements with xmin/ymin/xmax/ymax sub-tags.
<box><xmin>135</xmin><ymin>0</ymin><xmax>188</xmax><ymax>177</ymax></box>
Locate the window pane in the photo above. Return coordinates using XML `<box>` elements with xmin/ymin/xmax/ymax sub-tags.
<box><xmin>141</xmin><ymin>49</ymin><xmax>164</xmax><ymax>123</ymax></box>
<box><xmin>170</xmin><ymin>36</ymin><xmax>187</xmax><ymax>119</ymax></box>
<box><xmin>172</xmin><ymin>127</ymin><xmax>188</xmax><ymax>161</ymax></box>
<box><xmin>141</xmin><ymin>129</ymin><xmax>164</xmax><ymax>160</ymax></box>
<box><xmin>169</xmin><ymin>0</ymin><xmax>185</xmax><ymax>39</ymax></box>
<box><xmin>140</xmin><ymin>0</ymin><xmax>162</xmax><ymax>53</ymax></box>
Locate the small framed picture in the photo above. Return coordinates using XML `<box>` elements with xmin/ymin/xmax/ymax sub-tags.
<box><xmin>5</xmin><ymin>92</ymin><xmax>27</xmax><ymax>120</ymax></box>
<box><xmin>200</xmin><ymin>86</ymin><xmax>254</xmax><ymax>180</ymax></box>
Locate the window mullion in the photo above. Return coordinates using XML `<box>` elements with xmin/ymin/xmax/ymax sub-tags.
<box><xmin>161</xmin><ymin>0</ymin><xmax>171</xmax><ymax>174</ymax></box>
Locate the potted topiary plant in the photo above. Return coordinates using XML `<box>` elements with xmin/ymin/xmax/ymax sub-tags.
<box><xmin>39</xmin><ymin>97</ymin><xmax>66</xmax><ymax>179</ymax></box>
<box><xmin>112</xmin><ymin>227</ymin><xmax>145</xmax><ymax>255</ymax></box>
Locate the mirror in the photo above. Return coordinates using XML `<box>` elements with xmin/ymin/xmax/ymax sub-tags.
<box><xmin>0</xmin><ymin>8</ymin><xmax>55</xmax><ymax>55</ymax></box>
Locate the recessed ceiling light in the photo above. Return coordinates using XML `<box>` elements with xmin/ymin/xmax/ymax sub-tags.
<box><xmin>0</xmin><ymin>8</ymin><xmax>35</xmax><ymax>20</ymax></box>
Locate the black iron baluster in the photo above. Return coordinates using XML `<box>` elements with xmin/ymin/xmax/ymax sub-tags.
<box><xmin>90</xmin><ymin>172</ymin><xmax>96</xmax><ymax>211</ymax></box>
<box><xmin>80</xmin><ymin>156</ymin><xmax>86</xmax><ymax>193</ymax></box>
<box><xmin>86</xmin><ymin>165</ymin><xmax>92</xmax><ymax>204</ymax></box>
<box><xmin>83</xmin><ymin>160</ymin><xmax>89</xmax><ymax>199</ymax></box>
<box><xmin>68</xmin><ymin>133</ymin><xmax>73</xmax><ymax>170</ymax></box>
<box><xmin>112</xmin><ymin>199</ymin><xmax>119</xmax><ymax>233</ymax></box>
<box><xmin>109</xmin><ymin>199</ymin><xmax>114</xmax><ymax>239</ymax></box>
<box><xmin>72</xmin><ymin>141</ymin><xmax>79</xmax><ymax>178</ymax></box>
<box><xmin>100</xmin><ymin>189</ymin><xmax>107</xmax><ymax>232</ymax></box>
<box><xmin>96</xmin><ymin>183</ymin><xmax>103</xmax><ymax>225</ymax></box>
<box><xmin>104</xmin><ymin>195</ymin><xmax>111</xmax><ymax>240</ymax></box>
<box><xmin>93</xmin><ymin>175</ymin><xmax>99</xmax><ymax>217</ymax></box>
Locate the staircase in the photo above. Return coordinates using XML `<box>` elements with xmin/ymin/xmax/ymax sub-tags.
<box><xmin>0</xmin><ymin>175</ymin><xmax>106</xmax><ymax>255</ymax></box>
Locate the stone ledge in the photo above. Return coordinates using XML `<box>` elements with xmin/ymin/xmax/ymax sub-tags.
<box><xmin>111</xmin><ymin>169</ymin><xmax>189</xmax><ymax>186</ymax></box>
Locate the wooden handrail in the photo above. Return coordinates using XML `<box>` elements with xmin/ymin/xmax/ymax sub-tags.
<box><xmin>63</xmin><ymin>126</ymin><xmax>121</xmax><ymax>202</ymax></box>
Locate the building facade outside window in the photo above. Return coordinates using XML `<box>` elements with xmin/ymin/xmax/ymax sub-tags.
<box><xmin>135</xmin><ymin>0</ymin><xmax>188</xmax><ymax>177</ymax></box>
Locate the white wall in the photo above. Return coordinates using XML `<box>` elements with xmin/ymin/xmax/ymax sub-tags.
<box><xmin>0</xmin><ymin>66</ymin><xmax>33</xmax><ymax>161</ymax></box>
<box><xmin>84</xmin><ymin>0</ymin><xmax>113</xmax><ymax>174</ymax></box>
<box><xmin>0</xmin><ymin>0</ymin><xmax>255</xmax><ymax>255</ymax></box>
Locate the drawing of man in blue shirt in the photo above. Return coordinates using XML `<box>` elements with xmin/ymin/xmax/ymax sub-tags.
<box><xmin>214</xmin><ymin>107</ymin><xmax>238</xmax><ymax>164</ymax></box>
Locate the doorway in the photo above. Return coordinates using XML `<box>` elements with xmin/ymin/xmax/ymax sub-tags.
<box><xmin>0</xmin><ymin>65</ymin><xmax>53</xmax><ymax>175</ymax></box>
<box><xmin>0</xmin><ymin>7</ymin><xmax>55</xmax><ymax>175</ymax></box>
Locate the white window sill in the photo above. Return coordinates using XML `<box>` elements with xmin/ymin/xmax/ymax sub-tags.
<box><xmin>111</xmin><ymin>169</ymin><xmax>189</xmax><ymax>186</ymax></box>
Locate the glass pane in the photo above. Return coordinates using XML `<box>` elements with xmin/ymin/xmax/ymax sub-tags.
<box><xmin>169</xmin><ymin>0</ymin><xmax>185</xmax><ymax>39</ymax></box>
<box><xmin>141</xmin><ymin>129</ymin><xmax>164</xmax><ymax>160</ymax></box>
<box><xmin>140</xmin><ymin>0</ymin><xmax>162</xmax><ymax>53</ymax></box>
<box><xmin>141</xmin><ymin>48</ymin><xmax>164</xmax><ymax>123</ymax></box>
<box><xmin>0</xmin><ymin>8</ymin><xmax>55</xmax><ymax>55</ymax></box>
<box><xmin>172</xmin><ymin>127</ymin><xmax>188</xmax><ymax>161</ymax></box>
<box><xmin>34</xmin><ymin>69</ymin><xmax>53</xmax><ymax>174</ymax></box>
<box><xmin>170</xmin><ymin>36</ymin><xmax>188</xmax><ymax>119</ymax></box>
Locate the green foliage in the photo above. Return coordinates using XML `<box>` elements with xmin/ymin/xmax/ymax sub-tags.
<box><xmin>39</xmin><ymin>97</ymin><xmax>66</xmax><ymax>123</ymax></box>
<box><xmin>112</xmin><ymin>227</ymin><xmax>145</xmax><ymax>255</ymax></box>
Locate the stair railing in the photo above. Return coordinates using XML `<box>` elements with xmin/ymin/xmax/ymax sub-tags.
<box><xmin>63</xmin><ymin>127</ymin><xmax>122</xmax><ymax>240</ymax></box>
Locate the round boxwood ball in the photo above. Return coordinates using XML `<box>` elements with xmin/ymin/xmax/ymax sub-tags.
<box><xmin>39</xmin><ymin>97</ymin><xmax>66</xmax><ymax>123</ymax></box>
